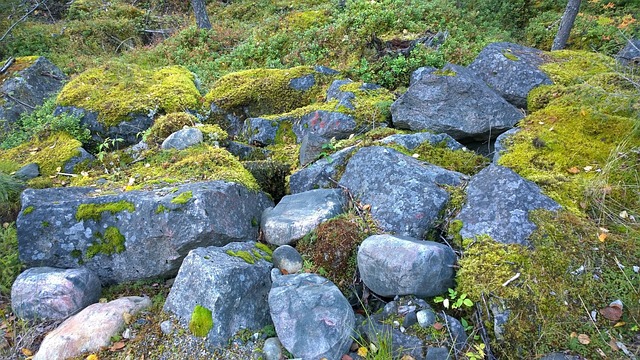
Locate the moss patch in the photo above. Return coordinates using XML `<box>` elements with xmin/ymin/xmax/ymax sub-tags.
<box><xmin>204</xmin><ymin>66</ymin><xmax>333</xmax><ymax>119</ymax></box>
<box><xmin>198</xmin><ymin>124</ymin><xmax>228</xmax><ymax>145</ymax></box>
<box><xmin>188</xmin><ymin>305</ymin><xmax>213</xmax><ymax>338</ymax></box>
<box><xmin>155</xmin><ymin>204</ymin><xmax>169</xmax><ymax>214</ymax></box>
<box><xmin>86</xmin><ymin>226</ymin><xmax>126</xmax><ymax>258</ymax></box>
<box><xmin>57</xmin><ymin>62</ymin><xmax>201</xmax><ymax>127</ymax></box>
<box><xmin>22</xmin><ymin>206</ymin><xmax>34</xmax><ymax>215</ymax></box>
<box><xmin>226</xmin><ymin>243</ymin><xmax>273</xmax><ymax>264</ymax></box>
<box><xmin>0</xmin><ymin>132</ymin><xmax>82</xmax><ymax>177</ymax></box>
<box><xmin>145</xmin><ymin>112</ymin><xmax>197</xmax><ymax>146</ymax></box>
<box><xmin>75</xmin><ymin>200</ymin><xmax>135</xmax><ymax>222</ymax></box>
<box><xmin>541</xmin><ymin>50</ymin><xmax>615</xmax><ymax>86</ymax></box>
<box><xmin>170</xmin><ymin>191</ymin><xmax>193</xmax><ymax>205</ymax></box>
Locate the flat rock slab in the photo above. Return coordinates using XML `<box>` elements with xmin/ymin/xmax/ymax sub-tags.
<box><xmin>17</xmin><ymin>181</ymin><xmax>273</xmax><ymax>284</ymax></box>
<box><xmin>269</xmin><ymin>272</ymin><xmax>355</xmax><ymax>360</ymax></box>
<box><xmin>163</xmin><ymin>242</ymin><xmax>273</xmax><ymax>347</ymax></box>
<box><xmin>357</xmin><ymin>234</ymin><xmax>456</xmax><ymax>297</ymax></box>
<box><xmin>391</xmin><ymin>63</ymin><xmax>523</xmax><ymax>141</ymax></box>
<box><xmin>456</xmin><ymin>164</ymin><xmax>561</xmax><ymax>245</ymax></box>
<box><xmin>468</xmin><ymin>42</ymin><xmax>552</xmax><ymax>109</ymax></box>
<box><xmin>34</xmin><ymin>296</ymin><xmax>151</xmax><ymax>360</ymax></box>
<box><xmin>261</xmin><ymin>189</ymin><xmax>345</xmax><ymax>245</ymax></box>
<box><xmin>289</xmin><ymin>146</ymin><xmax>356</xmax><ymax>194</ymax></box>
<box><xmin>378</xmin><ymin>132</ymin><xmax>465</xmax><ymax>151</ymax></box>
<box><xmin>338</xmin><ymin>146</ymin><xmax>465</xmax><ymax>238</ymax></box>
<box><xmin>11</xmin><ymin>267</ymin><xmax>101</xmax><ymax>321</ymax></box>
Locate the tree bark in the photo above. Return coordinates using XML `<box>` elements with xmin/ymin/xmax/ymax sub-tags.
<box><xmin>551</xmin><ymin>0</ymin><xmax>581</xmax><ymax>50</ymax></box>
<box><xmin>190</xmin><ymin>0</ymin><xmax>212</xmax><ymax>29</ymax></box>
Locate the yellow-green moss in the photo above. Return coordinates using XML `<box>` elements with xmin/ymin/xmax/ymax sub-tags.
<box><xmin>86</xmin><ymin>226</ymin><xmax>126</xmax><ymax>258</ymax></box>
<box><xmin>541</xmin><ymin>50</ymin><xmax>615</xmax><ymax>86</ymax></box>
<box><xmin>226</xmin><ymin>243</ymin><xmax>274</xmax><ymax>264</ymax></box>
<box><xmin>57</xmin><ymin>63</ymin><xmax>201</xmax><ymax>127</ymax></box>
<box><xmin>433</xmin><ymin>68</ymin><xmax>457</xmax><ymax>76</ymax></box>
<box><xmin>204</xmin><ymin>66</ymin><xmax>332</xmax><ymax>118</ymax></box>
<box><xmin>145</xmin><ymin>112</ymin><xmax>197</xmax><ymax>146</ymax></box>
<box><xmin>155</xmin><ymin>204</ymin><xmax>168</xmax><ymax>214</ymax></box>
<box><xmin>284</xmin><ymin>10</ymin><xmax>329</xmax><ymax>30</ymax></box>
<box><xmin>0</xmin><ymin>132</ymin><xmax>82</xmax><ymax>177</ymax></box>
<box><xmin>75</xmin><ymin>200</ymin><xmax>135</xmax><ymax>222</ymax></box>
<box><xmin>255</xmin><ymin>242</ymin><xmax>273</xmax><ymax>256</ymax></box>
<box><xmin>22</xmin><ymin>206</ymin><xmax>34</xmax><ymax>215</ymax></box>
<box><xmin>412</xmin><ymin>141</ymin><xmax>488</xmax><ymax>175</ymax></box>
<box><xmin>0</xmin><ymin>56</ymin><xmax>39</xmax><ymax>84</ymax></box>
<box><xmin>338</xmin><ymin>82</ymin><xmax>395</xmax><ymax>127</ymax></box>
<box><xmin>170</xmin><ymin>191</ymin><xmax>193</xmax><ymax>205</ymax></box>
<box><xmin>502</xmin><ymin>50</ymin><xmax>519</xmax><ymax>61</ymax></box>
<box><xmin>72</xmin><ymin>144</ymin><xmax>260</xmax><ymax>191</ymax></box>
<box><xmin>226</xmin><ymin>249</ymin><xmax>256</xmax><ymax>264</ymax></box>
<box><xmin>197</xmin><ymin>124</ymin><xmax>228</xmax><ymax>145</ymax></box>
<box><xmin>189</xmin><ymin>305</ymin><xmax>213</xmax><ymax>338</ymax></box>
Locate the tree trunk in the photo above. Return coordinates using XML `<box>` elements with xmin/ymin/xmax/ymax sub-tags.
<box><xmin>551</xmin><ymin>0</ymin><xmax>581</xmax><ymax>50</ymax></box>
<box><xmin>190</xmin><ymin>0</ymin><xmax>212</xmax><ymax>29</ymax></box>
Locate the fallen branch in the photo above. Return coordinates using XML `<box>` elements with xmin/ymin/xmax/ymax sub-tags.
<box><xmin>502</xmin><ymin>272</ymin><xmax>521</xmax><ymax>287</ymax></box>
<box><xmin>56</xmin><ymin>172</ymin><xmax>78</xmax><ymax>177</ymax></box>
<box><xmin>0</xmin><ymin>1</ymin><xmax>41</xmax><ymax>43</ymax></box>
<box><xmin>5</xmin><ymin>93</ymin><xmax>36</xmax><ymax>110</ymax></box>
<box><xmin>0</xmin><ymin>57</ymin><xmax>15</xmax><ymax>74</ymax></box>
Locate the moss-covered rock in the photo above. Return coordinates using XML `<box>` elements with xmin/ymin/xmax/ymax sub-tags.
<box><xmin>145</xmin><ymin>112</ymin><xmax>198</xmax><ymax>146</ymax></box>
<box><xmin>57</xmin><ymin>63</ymin><xmax>201</xmax><ymax>128</ymax></box>
<box><xmin>189</xmin><ymin>304</ymin><xmax>213</xmax><ymax>338</ymax></box>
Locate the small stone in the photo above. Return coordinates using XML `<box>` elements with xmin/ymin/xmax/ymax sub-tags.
<box><xmin>426</xmin><ymin>346</ymin><xmax>451</xmax><ymax>360</ymax></box>
<box><xmin>263</xmin><ymin>337</ymin><xmax>283</xmax><ymax>360</ymax></box>
<box><xmin>14</xmin><ymin>163</ymin><xmax>40</xmax><ymax>180</ymax></box>
<box><xmin>122</xmin><ymin>328</ymin><xmax>131</xmax><ymax>339</ymax></box>
<box><xmin>272</xmin><ymin>245</ymin><xmax>304</xmax><ymax>274</ymax></box>
<box><xmin>403</xmin><ymin>311</ymin><xmax>418</xmax><ymax>328</ymax></box>
<box><xmin>160</xmin><ymin>320</ymin><xmax>174</xmax><ymax>335</ymax></box>
<box><xmin>416</xmin><ymin>309</ymin><xmax>436</xmax><ymax>328</ymax></box>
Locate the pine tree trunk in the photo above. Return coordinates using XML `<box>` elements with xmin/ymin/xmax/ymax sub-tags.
<box><xmin>190</xmin><ymin>0</ymin><xmax>212</xmax><ymax>29</ymax></box>
<box><xmin>551</xmin><ymin>0</ymin><xmax>581</xmax><ymax>50</ymax></box>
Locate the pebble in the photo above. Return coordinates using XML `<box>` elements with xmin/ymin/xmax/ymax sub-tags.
<box><xmin>160</xmin><ymin>320</ymin><xmax>174</xmax><ymax>335</ymax></box>
<box><xmin>262</xmin><ymin>337</ymin><xmax>282</xmax><ymax>360</ymax></box>
<box><xmin>417</xmin><ymin>309</ymin><xmax>436</xmax><ymax>328</ymax></box>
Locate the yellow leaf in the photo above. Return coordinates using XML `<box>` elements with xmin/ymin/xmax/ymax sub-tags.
<box><xmin>357</xmin><ymin>346</ymin><xmax>368</xmax><ymax>357</ymax></box>
<box><xmin>578</xmin><ymin>333</ymin><xmax>591</xmax><ymax>345</ymax></box>
<box><xmin>614</xmin><ymin>321</ymin><xmax>626</xmax><ymax>327</ymax></box>
<box><xmin>598</xmin><ymin>233</ymin><xmax>608</xmax><ymax>242</ymax></box>
<box><xmin>567</xmin><ymin>167</ymin><xmax>580</xmax><ymax>174</ymax></box>
<box><xmin>86</xmin><ymin>354</ymin><xmax>99</xmax><ymax>360</ymax></box>
<box><xmin>21</xmin><ymin>348</ymin><xmax>33</xmax><ymax>356</ymax></box>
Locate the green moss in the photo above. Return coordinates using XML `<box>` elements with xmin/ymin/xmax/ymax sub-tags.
<box><xmin>22</xmin><ymin>206</ymin><xmax>34</xmax><ymax>215</ymax></box>
<box><xmin>541</xmin><ymin>50</ymin><xmax>615</xmax><ymax>86</ymax></box>
<box><xmin>0</xmin><ymin>56</ymin><xmax>39</xmax><ymax>84</ymax></box>
<box><xmin>155</xmin><ymin>204</ymin><xmax>169</xmax><ymax>214</ymax></box>
<box><xmin>145</xmin><ymin>112</ymin><xmax>198</xmax><ymax>146</ymax></box>
<box><xmin>433</xmin><ymin>68</ymin><xmax>457</xmax><ymax>76</ymax></box>
<box><xmin>170</xmin><ymin>191</ymin><xmax>193</xmax><ymax>205</ymax></box>
<box><xmin>70</xmin><ymin>249</ymin><xmax>82</xmax><ymax>259</ymax></box>
<box><xmin>412</xmin><ymin>141</ymin><xmax>488</xmax><ymax>176</ymax></box>
<box><xmin>188</xmin><ymin>305</ymin><xmax>213</xmax><ymax>338</ymax></box>
<box><xmin>86</xmin><ymin>226</ymin><xmax>126</xmax><ymax>258</ymax></box>
<box><xmin>255</xmin><ymin>242</ymin><xmax>273</xmax><ymax>256</ymax></box>
<box><xmin>0</xmin><ymin>132</ymin><xmax>82</xmax><ymax>177</ymax></box>
<box><xmin>284</xmin><ymin>10</ymin><xmax>329</xmax><ymax>30</ymax></box>
<box><xmin>204</xmin><ymin>66</ymin><xmax>333</xmax><ymax>119</ymax></box>
<box><xmin>338</xmin><ymin>82</ymin><xmax>395</xmax><ymax>128</ymax></box>
<box><xmin>502</xmin><ymin>50</ymin><xmax>519</xmax><ymax>61</ymax></box>
<box><xmin>57</xmin><ymin>63</ymin><xmax>201</xmax><ymax>127</ymax></box>
<box><xmin>225</xmin><ymin>249</ymin><xmax>256</xmax><ymax>264</ymax></box>
<box><xmin>198</xmin><ymin>124</ymin><xmax>228</xmax><ymax>145</ymax></box>
<box><xmin>41</xmin><ymin>221</ymin><xmax>50</xmax><ymax>227</ymax></box>
<box><xmin>75</xmin><ymin>200</ymin><xmax>135</xmax><ymax>222</ymax></box>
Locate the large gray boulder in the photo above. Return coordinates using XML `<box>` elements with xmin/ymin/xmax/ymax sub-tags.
<box><xmin>261</xmin><ymin>189</ymin><xmax>345</xmax><ymax>246</ymax></box>
<box><xmin>338</xmin><ymin>146</ymin><xmax>466</xmax><ymax>237</ymax></box>
<box><xmin>455</xmin><ymin>164</ymin><xmax>561</xmax><ymax>245</ymax></box>
<box><xmin>292</xmin><ymin>110</ymin><xmax>357</xmax><ymax>143</ymax></box>
<box><xmin>357</xmin><ymin>234</ymin><xmax>456</xmax><ymax>297</ymax></box>
<box><xmin>242</xmin><ymin>117</ymin><xmax>280</xmax><ymax>146</ymax></box>
<box><xmin>269</xmin><ymin>272</ymin><xmax>355</xmax><ymax>360</ymax></box>
<box><xmin>11</xmin><ymin>267</ymin><xmax>101</xmax><ymax>321</ymax></box>
<box><xmin>0</xmin><ymin>57</ymin><xmax>67</xmax><ymax>135</ymax></box>
<box><xmin>163</xmin><ymin>242</ymin><xmax>273</xmax><ymax>347</ymax></box>
<box><xmin>289</xmin><ymin>146</ymin><xmax>356</xmax><ymax>194</ymax></box>
<box><xmin>616</xmin><ymin>38</ymin><xmax>640</xmax><ymax>66</ymax></box>
<box><xmin>468</xmin><ymin>42</ymin><xmax>553</xmax><ymax>109</ymax></box>
<box><xmin>391</xmin><ymin>63</ymin><xmax>524</xmax><ymax>141</ymax></box>
<box><xmin>378</xmin><ymin>132</ymin><xmax>465</xmax><ymax>151</ymax></box>
<box><xmin>17</xmin><ymin>181</ymin><xmax>273</xmax><ymax>283</ymax></box>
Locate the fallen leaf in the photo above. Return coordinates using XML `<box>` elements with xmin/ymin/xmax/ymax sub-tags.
<box><xmin>598</xmin><ymin>233</ymin><xmax>608</xmax><ymax>242</ymax></box>
<box><xmin>619</xmin><ymin>210</ymin><xmax>629</xmax><ymax>219</ymax></box>
<box><xmin>614</xmin><ymin>321</ymin><xmax>626</xmax><ymax>327</ymax></box>
<box><xmin>567</xmin><ymin>167</ymin><xmax>580</xmax><ymax>174</ymax></box>
<box><xmin>21</xmin><ymin>348</ymin><xmax>33</xmax><ymax>356</ymax></box>
<box><xmin>433</xmin><ymin>322</ymin><xmax>444</xmax><ymax>330</ymax></box>
<box><xmin>122</xmin><ymin>312</ymin><xmax>132</xmax><ymax>324</ymax></box>
<box><xmin>596</xmin><ymin>348</ymin><xmax>606</xmax><ymax>358</ymax></box>
<box><xmin>362</xmin><ymin>204</ymin><xmax>371</xmax><ymax>211</ymax></box>
<box><xmin>584</xmin><ymin>165</ymin><xmax>593</xmax><ymax>172</ymax></box>
<box><xmin>600</xmin><ymin>305</ymin><xmax>623</xmax><ymax>321</ymax></box>
<box><xmin>578</xmin><ymin>333</ymin><xmax>591</xmax><ymax>344</ymax></box>
<box><xmin>609</xmin><ymin>339</ymin><xmax>620</xmax><ymax>351</ymax></box>
<box><xmin>86</xmin><ymin>354</ymin><xmax>99</xmax><ymax>360</ymax></box>
<box><xmin>109</xmin><ymin>341</ymin><xmax>126</xmax><ymax>351</ymax></box>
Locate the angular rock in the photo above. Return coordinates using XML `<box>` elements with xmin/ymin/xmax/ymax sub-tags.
<box><xmin>272</xmin><ymin>245</ymin><xmax>304</xmax><ymax>274</ymax></box>
<box><xmin>0</xmin><ymin>57</ymin><xmax>67</xmax><ymax>134</ymax></box>
<box><xmin>391</xmin><ymin>63</ymin><xmax>524</xmax><ymax>141</ymax></box>
<box><xmin>455</xmin><ymin>164</ymin><xmax>561</xmax><ymax>245</ymax></box>
<box><xmin>242</xmin><ymin>117</ymin><xmax>280</xmax><ymax>146</ymax></box>
<box><xmin>163</xmin><ymin>242</ymin><xmax>273</xmax><ymax>347</ymax></box>
<box><xmin>269</xmin><ymin>273</ymin><xmax>355</xmax><ymax>360</ymax></box>
<box><xmin>616</xmin><ymin>38</ymin><xmax>640</xmax><ymax>66</ymax></box>
<box><xmin>326</xmin><ymin>79</ymin><xmax>356</xmax><ymax>109</ymax></box>
<box><xmin>378</xmin><ymin>132</ymin><xmax>465</xmax><ymax>151</ymax></box>
<box><xmin>54</xmin><ymin>106</ymin><xmax>154</xmax><ymax>148</ymax></box>
<box><xmin>358</xmin><ymin>317</ymin><xmax>425</xmax><ymax>360</ymax></box>
<box><xmin>443</xmin><ymin>315</ymin><xmax>468</xmax><ymax>353</ymax></box>
<box><xmin>226</xmin><ymin>141</ymin><xmax>270</xmax><ymax>161</ymax></box>
<box><xmin>469</xmin><ymin>42</ymin><xmax>553</xmax><ymax>109</ymax></box>
<box><xmin>338</xmin><ymin>146</ymin><xmax>465</xmax><ymax>237</ymax></box>
<box><xmin>289</xmin><ymin>74</ymin><xmax>316</xmax><ymax>91</ymax></box>
<box><xmin>161</xmin><ymin>127</ymin><xmax>203</xmax><ymax>150</ymax></box>
<box><xmin>357</xmin><ymin>234</ymin><xmax>456</xmax><ymax>297</ymax></box>
<box><xmin>63</xmin><ymin>147</ymin><xmax>95</xmax><ymax>173</ymax></box>
<box><xmin>17</xmin><ymin>181</ymin><xmax>273</xmax><ymax>283</ymax></box>
<box><xmin>492</xmin><ymin>128</ymin><xmax>520</xmax><ymax>163</ymax></box>
<box><xmin>289</xmin><ymin>146</ymin><xmax>356</xmax><ymax>194</ymax></box>
<box><xmin>261</xmin><ymin>189</ymin><xmax>345</xmax><ymax>246</ymax></box>
<box><xmin>33</xmin><ymin>296</ymin><xmax>151</xmax><ymax>360</ymax></box>
<box><xmin>11</xmin><ymin>267</ymin><xmax>101</xmax><ymax>320</ymax></box>
<box><xmin>14</xmin><ymin>163</ymin><xmax>40</xmax><ymax>181</ymax></box>
<box><xmin>292</xmin><ymin>110</ymin><xmax>357</xmax><ymax>143</ymax></box>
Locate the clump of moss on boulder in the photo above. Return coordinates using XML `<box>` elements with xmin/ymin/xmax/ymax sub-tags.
<box><xmin>145</xmin><ymin>112</ymin><xmax>197</xmax><ymax>146</ymax></box>
<box><xmin>57</xmin><ymin>62</ymin><xmax>201</xmax><ymax>127</ymax></box>
<box><xmin>75</xmin><ymin>200</ymin><xmax>135</xmax><ymax>221</ymax></box>
<box><xmin>86</xmin><ymin>226</ymin><xmax>126</xmax><ymax>258</ymax></box>
<box><xmin>189</xmin><ymin>304</ymin><xmax>213</xmax><ymax>337</ymax></box>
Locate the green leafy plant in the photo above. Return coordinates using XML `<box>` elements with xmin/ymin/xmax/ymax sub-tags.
<box><xmin>96</xmin><ymin>137</ymin><xmax>124</xmax><ymax>162</ymax></box>
<box><xmin>433</xmin><ymin>288</ymin><xmax>474</xmax><ymax>310</ymax></box>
